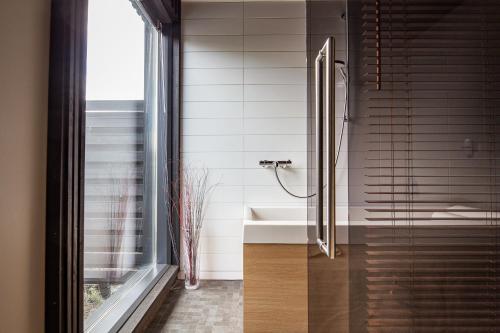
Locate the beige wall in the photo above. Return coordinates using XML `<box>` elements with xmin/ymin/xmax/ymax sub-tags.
<box><xmin>0</xmin><ymin>0</ymin><xmax>51</xmax><ymax>332</ymax></box>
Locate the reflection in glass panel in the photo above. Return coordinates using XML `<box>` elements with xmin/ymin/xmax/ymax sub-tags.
<box><xmin>83</xmin><ymin>0</ymin><xmax>162</xmax><ymax>329</ymax></box>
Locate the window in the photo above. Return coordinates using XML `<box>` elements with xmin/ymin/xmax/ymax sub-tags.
<box><xmin>45</xmin><ymin>0</ymin><xmax>179</xmax><ymax>330</ymax></box>
<box><xmin>83</xmin><ymin>0</ymin><xmax>168</xmax><ymax>331</ymax></box>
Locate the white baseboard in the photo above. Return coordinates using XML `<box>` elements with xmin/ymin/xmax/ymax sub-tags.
<box><xmin>178</xmin><ymin>270</ymin><xmax>243</xmax><ymax>280</ymax></box>
<box><xmin>200</xmin><ymin>271</ymin><xmax>243</xmax><ymax>280</ymax></box>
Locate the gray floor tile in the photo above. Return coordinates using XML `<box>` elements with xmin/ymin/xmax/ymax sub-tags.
<box><xmin>146</xmin><ymin>280</ymin><xmax>243</xmax><ymax>333</ymax></box>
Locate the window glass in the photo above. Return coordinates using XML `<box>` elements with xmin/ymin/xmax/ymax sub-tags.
<box><xmin>84</xmin><ymin>0</ymin><xmax>166</xmax><ymax>330</ymax></box>
<box><xmin>86</xmin><ymin>0</ymin><xmax>144</xmax><ymax>100</ymax></box>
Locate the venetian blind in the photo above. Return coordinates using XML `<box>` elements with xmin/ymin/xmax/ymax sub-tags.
<box><xmin>348</xmin><ymin>0</ymin><xmax>500</xmax><ymax>331</ymax></box>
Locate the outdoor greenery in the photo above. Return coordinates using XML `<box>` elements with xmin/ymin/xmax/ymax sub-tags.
<box><xmin>84</xmin><ymin>284</ymin><xmax>104</xmax><ymax>319</ymax></box>
<box><xmin>84</xmin><ymin>283</ymin><xmax>122</xmax><ymax>319</ymax></box>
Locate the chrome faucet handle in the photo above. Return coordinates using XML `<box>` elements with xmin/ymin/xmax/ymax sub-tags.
<box><xmin>259</xmin><ymin>160</ymin><xmax>292</xmax><ymax>168</ymax></box>
<box><xmin>259</xmin><ymin>160</ymin><xmax>275</xmax><ymax>168</ymax></box>
<box><xmin>275</xmin><ymin>160</ymin><xmax>292</xmax><ymax>168</ymax></box>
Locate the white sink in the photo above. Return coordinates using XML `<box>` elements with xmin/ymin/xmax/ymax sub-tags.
<box><xmin>243</xmin><ymin>206</ymin><xmax>308</xmax><ymax>244</ymax></box>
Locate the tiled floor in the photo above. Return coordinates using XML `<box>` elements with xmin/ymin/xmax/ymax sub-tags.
<box><xmin>146</xmin><ymin>280</ymin><xmax>243</xmax><ymax>333</ymax></box>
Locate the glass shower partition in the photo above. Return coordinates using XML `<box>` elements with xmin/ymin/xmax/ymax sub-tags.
<box><xmin>307</xmin><ymin>0</ymin><xmax>349</xmax><ymax>331</ymax></box>
<box><xmin>307</xmin><ymin>0</ymin><xmax>500</xmax><ymax>332</ymax></box>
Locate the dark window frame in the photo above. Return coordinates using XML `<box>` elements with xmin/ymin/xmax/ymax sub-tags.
<box><xmin>45</xmin><ymin>0</ymin><xmax>180</xmax><ymax>331</ymax></box>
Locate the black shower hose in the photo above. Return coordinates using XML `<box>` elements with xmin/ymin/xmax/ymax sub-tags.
<box><xmin>274</xmin><ymin>113</ymin><xmax>347</xmax><ymax>199</ymax></box>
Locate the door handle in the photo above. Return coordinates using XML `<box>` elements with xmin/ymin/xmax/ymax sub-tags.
<box><xmin>315</xmin><ymin>37</ymin><xmax>336</xmax><ymax>259</ymax></box>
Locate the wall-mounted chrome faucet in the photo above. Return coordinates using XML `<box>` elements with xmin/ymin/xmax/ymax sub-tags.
<box><xmin>260</xmin><ymin>159</ymin><xmax>314</xmax><ymax>199</ymax></box>
<box><xmin>259</xmin><ymin>160</ymin><xmax>292</xmax><ymax>168</ymax></box>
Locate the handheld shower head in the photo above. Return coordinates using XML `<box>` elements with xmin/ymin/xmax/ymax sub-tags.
<box><xmin>335</xmin><ymin>60</ymin><xmax>348</xmax><ymax>84</ymax></box>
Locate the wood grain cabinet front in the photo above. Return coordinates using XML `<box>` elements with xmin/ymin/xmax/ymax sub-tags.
<box><xmin>243</xmin><ymin>244</ymin><xmax>308</xmax><ymax>333</ymax></box>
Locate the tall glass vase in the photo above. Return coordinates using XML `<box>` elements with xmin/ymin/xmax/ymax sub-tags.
<box><xmin>183</xmin><ymin>238</ymin><xmax>200</xmax><ymax>290</ymax></box>
<box><xmin>177</xmin><ymin>166</ymin><xmax>216</xmax><ymax>291</ymax></box>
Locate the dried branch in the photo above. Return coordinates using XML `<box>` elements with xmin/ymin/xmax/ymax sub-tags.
<box><xmin>165</xmin><ymin>162</ymin><xmax>217</xmax><ymax>286</ymax></box>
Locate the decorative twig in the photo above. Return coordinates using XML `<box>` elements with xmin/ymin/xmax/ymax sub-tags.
<box><xmin>165</xmin><ymin>162</ymin><xmax>217</xmax><ymax>288</ymax></box>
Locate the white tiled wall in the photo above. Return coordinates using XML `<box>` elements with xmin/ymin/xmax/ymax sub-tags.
<box><xmin>181</xmin><ymin>1</ymin><xmax>307</xmax><ymax>279</ymax></box>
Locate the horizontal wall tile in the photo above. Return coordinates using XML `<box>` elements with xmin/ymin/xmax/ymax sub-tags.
<box><xmin>336</xmin><ymin>131</ymin><xmax>348</xmax><ymax>152</ymax></box>
<box><xmin>182</xmin><ymin>2</ymin><xmax>243</xmax><ymax>19</ymax></box>
<box><xmin>334</xmin><ymin>50</ymin><xmax>346</xmax><ymax>63</ymax></box>
<box><xmin>308</xmin><ymin>51</ymin><xmax>346</xmax><ymax>69</ymax></box>
<box><xmin>205</xmin><ymin>203</ymin><xmax>244</xmax><ymax>219</ymax></box>
<box><xmin>200</xmin><ymin>236</ymin><xmax>242</xmax><ymax>254</ymax></box>
<box><xmin>244</xmin><ymin>151</ymin><xmax>307</xmax><ymax>169</ymax></box>
<box><xmin>244</xmin><ymin>185</ymin><xmax>307</xmax><ymax>204</ymax></box>
<box><xmin>309</xmin><ymin>1</ymin><xmax>346</xmax><ymax>19</ymax></box>
<box><xmin>181</xmin><ymin>135</ymin><xmax>243</xmax><ymax>152</ymax></box>
<box><xmin>207</xmin><ymin>186</ymin><xmax>244</xmax><ymax>203</ymax></box>
<box><xmin>336</xmin><ymin>167</ymin><xmax>348</xmax><ymax>186</ymax></box>
<box><xmin>310</xmin><ymin>35</ymin><xmax>347</xmax><ymax>53</ymax></box>
<box><xmin>182</xmin><ymin>152</ymin><xmax>244</xmax><ymax>169</ymax></box>
<box><xmin>243</xmin><ymin>168</ymin><xmax>307</xmax><ymax>186</ymax></box>
<box><xmin>202</xmin><ymin>219</ymin><xmax>243</xmax><ymax>238</ymax></box>
<box><xmin>244</xmin><ymin>101</ymin><xmax>306</xmax><ymax>118</ymax></box>
<box><xmin>244</xmin><ymin>52</ymin><xmax>305</xmax><ymax>68</ymax></box>
<box><xmin>308</xmin><ymin>67</ymin><xmax>346</xmax><ymax>86</ymax></box>
<box><xmin>335</xmin><ymin>155</ymin><xmax>349</xmax><ymax>170</ymax></box>
<box><xmin>308</xmin><ymin>19</ymin><xmax>346</xmax><ymax>36</ymax></box>
<box><xmin>183</xmin><ymin>52</ymin><xmax>243</xmax><ymax>69</ymax></box>
<box><xmin>200</xmin><ymin>253</ymin><xmax>242</xmax><ymax>272</ymax></box>
<box><xmin>309</xmin><ymin>81</ymin><xmax>345</xmax><ymax>99</ymax></box>
<box><xmin>244</xmin><ymin>35</ymin><xmax>305</xmax><ymax>51</ymax></box>
<box><xmin>183</xmin><ymin>36</ymin><xmax>243</xmax><ymax>52</ymax></box>
<box><xmin>335</xmin><ymin>101</ymin><xmax>348</xmax><ymax>118</ymax></box>
<box><xmin>176</xmin><ymin>169</ymin><xmax>241</xmax><ymax>192</ymax></box>
<box><xmin>335</xmin><ymin>119</ymin><xmax>347</xmax><ymax>143</ymax></box>
<box><xmin>307</xmin><ymin>100</ymin><xmax>347</xmax><ymax>118</ymax></box>
<box><xmin>182</xmin><ymin>18</ymin><xmax>243</xmax><ymax>36</ymax></box>
<box><xmin>244</xmin><ymin>85</ymin><xmax>306</xmax><ymax>101</ymax></box>
<box><xmin>244</xmin><ymin>135</ymin><xmax>307</xmax><ymax>151</ymax></box>
<box><xmin>183</xmin><ymin>85</ymin><xmax>243</xmax><ymax>101</ymax></box>
<box><xmin>183</xmin><ymin>68</ymin><xmax>243</xmax><ymax>85</ymax></box>
<box><xmin>335</xmin><ymin>206</ymin><xmax>349</xmax><ymax>224</ymax></box>
<box><xmin>244</xmin><ymin>118</ymin><xmax>305</xmax><ymax>135</ymax></box>
<box><xmin>335</xmin><ymin>185</ymin><xmax>348</xmax><ymax>204</ymax></box>
<box><xmin>244</xmin><ymin>18</ymin><xmax>305</xmax><ymax>35</ymax></box>
<box><xmin>244</xmin><ymin>68</ymin><xmax>306</xmax><ymax>85</ymax></box>
<box><xmin>244</xmin><ymin>2</ymin><xmax>305</xmax><ymax>18</ymax></box>
<box><xmin>183</xmin><ymin>118</ymin><xmax>243</xmax><ymax>135</ymax></box>
<box><xmin>183</xmin><ymin>101</ymin><xmax>243</xmax><ymax>118</ymax></box>
<box><xmin>206</xmin><ymin>169</ymin><xmax>244</xmax><ymax>186</ymax></box>
<box><xmin>334</xmin><ymin>85</ymin><xmax>346</xmax><ymax>102</ymax></box>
